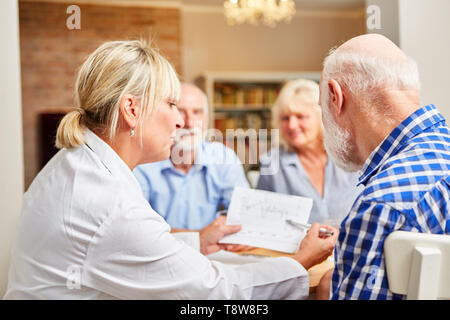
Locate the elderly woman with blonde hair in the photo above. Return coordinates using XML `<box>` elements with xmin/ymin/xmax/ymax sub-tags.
<box><xmin>257</xmin><ymin>79</ymin><xmax>361</xmax><ymax>226</ymax></box>
<box><xmin>4</xmin><ymin>40</ymin><xmax>337</xmax><ymax>300</ymax></box>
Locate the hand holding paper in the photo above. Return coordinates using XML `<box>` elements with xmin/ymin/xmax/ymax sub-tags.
<box><xmin>219</xmin><ymin>187</ymin><xmax>314</xmax><ymax>253</ymax></box>
<box><xmin>199</xmin><ymin>216</ymin><xmax>242</xmax><ymax>255</ymax></box>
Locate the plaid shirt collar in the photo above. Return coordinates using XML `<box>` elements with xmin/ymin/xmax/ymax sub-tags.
<box><xmin>358</xmin><ymin>104</ymin><xmax>445</xmax><ymax>186</ymax></box>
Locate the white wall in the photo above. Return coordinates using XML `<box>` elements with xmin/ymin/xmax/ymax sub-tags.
<box><xmin>398</xmin><ymin>0</ymin><xmax>450</xmax><ymax>122</ymax></box>
<box><xmin>0</xmin><ymin>0</ymin><xmax>24</xmax><ymax>297</ymax></box>
<box><xmin>181</xmin><ymin>5</ymin><xmax>366</xmax><ymax>82</ymax></box>
<box><xmin>366</xmin><ymin>0</ymin><xmax>450</xmax><ymax>122</ymax></box>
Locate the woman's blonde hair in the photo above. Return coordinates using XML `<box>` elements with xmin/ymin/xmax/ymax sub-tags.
<box><xmin>56</xmin><ymin>39</ymin><xmax>180</xmax><ymax>149</ymax></box>
<box><xmin>271</xmin><ymin>78</ymin><xmax>322</xmax><ymax>151</ymax></box>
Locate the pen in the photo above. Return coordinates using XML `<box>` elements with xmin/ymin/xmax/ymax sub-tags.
<box><xmin>286</xmin><ymin>219</ymin><xmax>334</xmax><ymax>237</ymax></box>
<box><xmin>216</xmin><ymin>210</ymin><xmax>227</xmax><ymax>218</ymax></box>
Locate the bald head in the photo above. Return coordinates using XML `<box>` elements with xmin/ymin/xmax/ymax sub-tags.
<box><xmin>180</xmin><ymin>82</ymin><xmax>204</xmax><ymax>98</ymax></box>
<box><xmin>177</xmin><ymin>82</ymin><xmax>209</xmax><ymax>133</ymax></box>
<box><xmin>321</xmin><ymin>33</ymin><xmax>421</xmax><ymax>108</ymax></box>
<box><xmin>179</xmin><ymin>83</ymin><xmax>208</xmax><ymax>114</ymax></box>
<box><xmin>336</xmin><ymin>34</ymin><xmax>408</xmax><ymax>63</ymax></box>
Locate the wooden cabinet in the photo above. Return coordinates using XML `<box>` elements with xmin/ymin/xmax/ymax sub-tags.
<box><xmin>197</xmin><ymin>71</ymin><xmax>321</xmax><ymax>128</ymax></box>
<box><xmin>196</xmin><ymin>71</ymin><xmax>321</xmax><ymax>172</ymax></box>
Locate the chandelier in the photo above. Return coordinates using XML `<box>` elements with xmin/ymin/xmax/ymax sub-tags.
<box><xmin>224</xmin><ymin>0</ymin><xmax>296</xmax><ymax>28</ymax></box>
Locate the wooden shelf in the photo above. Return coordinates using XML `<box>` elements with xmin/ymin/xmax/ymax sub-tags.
<box><xmin>215</xmin><ymin>106</ymin><xmax>271</xmax><ymax>113</ymax></box>
<box><xmin>197</xmin><ymin>71</ymin><xmax>321</xmax><ymax>126</ymax></box>
<box><xmin>196</xmin><ymin>71</ymin><xmax>321</xmax><ymax>168</ymax></box>
<box><xmin>200</xmin><ymin>71</ymin><xmax>322</xmax><ymax>83</ymax></box>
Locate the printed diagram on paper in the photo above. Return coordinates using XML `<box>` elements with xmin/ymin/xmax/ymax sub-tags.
<box><xmin>219</xmin><ymin>187</ymin><xmax>313</xmax><ymax>253</ymax></box>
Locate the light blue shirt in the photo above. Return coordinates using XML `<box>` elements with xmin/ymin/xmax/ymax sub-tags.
<box><xmin>133</xmin><ymin>142</ymin><xmax>250</xmax><ymax>230</ymax></box>
<box><xmin>257</xmin><ymin>147</ymin><xmax>363</xmax><ymax>225</ymax></box>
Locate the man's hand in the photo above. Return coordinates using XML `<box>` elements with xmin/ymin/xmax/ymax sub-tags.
<box><xmin>199</xmin><ymin>216</ymin><xmax>242</xmax><ymax>255</ymax></box>
<box><xmin>293</xmin><ymin>222</ymin><xmax>338</xmax><ymax>270</ymax></box>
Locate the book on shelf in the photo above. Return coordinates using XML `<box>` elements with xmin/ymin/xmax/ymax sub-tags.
<box><xmin>213</xmin><ymin>89</ymin><xmax>223</xmax><ymax>105</ymax></box>
<box><xmin>246</xmin><ymin>87</ymin><xmax>264</xmax><ymax>106</ymax></box>
<box><xmin>245</xmin><ymin>113</ymin><xmax>263</xmax><ymax>131</ymax></box>
<box><xmin>221</xmin><ymin>85</ymin><xmax>234</xmax><ymax>105</ymax></box>
<box><xmin>264</xmin><ymin>87</ymin><xmax>279</xmax><ymax>105</ymax></box>
<box><xmin>213</xmin><ymin>84</ymin><xmax>280</xmax><ymax>108</ymax></box>
<box><xmin>235</xmin><ymin>88</ymin><xmax>245</xmax><ymax>106</ymax></box>
<box><xmin>215</xmin><ymin>114</ymin><xmax>269</xmax><ymax>136</ymax></box>
<box><xmin>214</xmin><ymin>117</ymin><xmax>226</xmax><ymax>133</ymax></box>
<box><xmin>224</xmin><ymin>117</ymin><xmax>238</xmax><ymax>130</ymax></box>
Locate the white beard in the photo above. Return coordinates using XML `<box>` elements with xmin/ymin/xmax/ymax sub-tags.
<box><xmin>170</xmin><ymin>127</ymin><xmax>204</xmax><ymax>165</ymax></box>
<box><xmin>321</xmin><ymin>96</ymin><xmax>362</xmax><ymax>173</ymax></box>
<box><xmin>173</xmin><ymin>127</ymin><xmax>204</xmax><ymax>151</ymax></box>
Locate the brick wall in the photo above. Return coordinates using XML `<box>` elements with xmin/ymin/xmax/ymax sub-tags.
<box><xmin>19</xmin><ymin>1</ymin><xmax>182</xmax><ymax>189</ymax></box>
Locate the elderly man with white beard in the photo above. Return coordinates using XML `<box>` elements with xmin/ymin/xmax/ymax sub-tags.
<box><xmin>315</xmin><ymin>34</ymin><xmax>450</xmax><ymax>300</ymax></box>
<box><xmin>134</xmin><ymin>83</ymin><xmax>250</xmax><ymax>236</ymax></box>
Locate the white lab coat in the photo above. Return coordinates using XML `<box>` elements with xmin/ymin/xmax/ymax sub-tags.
<box><xmin>4</xmin><ymin>129</ymin><xmax>309</xmax><ymax>299</ymax></box>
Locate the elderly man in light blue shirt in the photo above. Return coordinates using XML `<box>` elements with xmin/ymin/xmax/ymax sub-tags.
<box><xmin>134</xmin><ymin>83</ymin><xmax>249</xmax><ymax>231</ymax></box>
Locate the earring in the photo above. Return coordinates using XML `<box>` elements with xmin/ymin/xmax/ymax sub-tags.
<box><xmin>130</xmin><ymin>129</ymin><xmax>135</xmax><ymax>137</ymax></box>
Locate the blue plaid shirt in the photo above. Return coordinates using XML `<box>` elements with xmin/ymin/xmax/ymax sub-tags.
<box><xmin>331</xmin><ymin>104</ymin><xmax>450</xmax><ymax>300</ymax></box>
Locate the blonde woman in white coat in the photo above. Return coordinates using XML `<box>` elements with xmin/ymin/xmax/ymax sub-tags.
<box><xmin>4</xmin><ymin>40</ymin><xmax>337</xmax><ymax>300</ymax></box>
